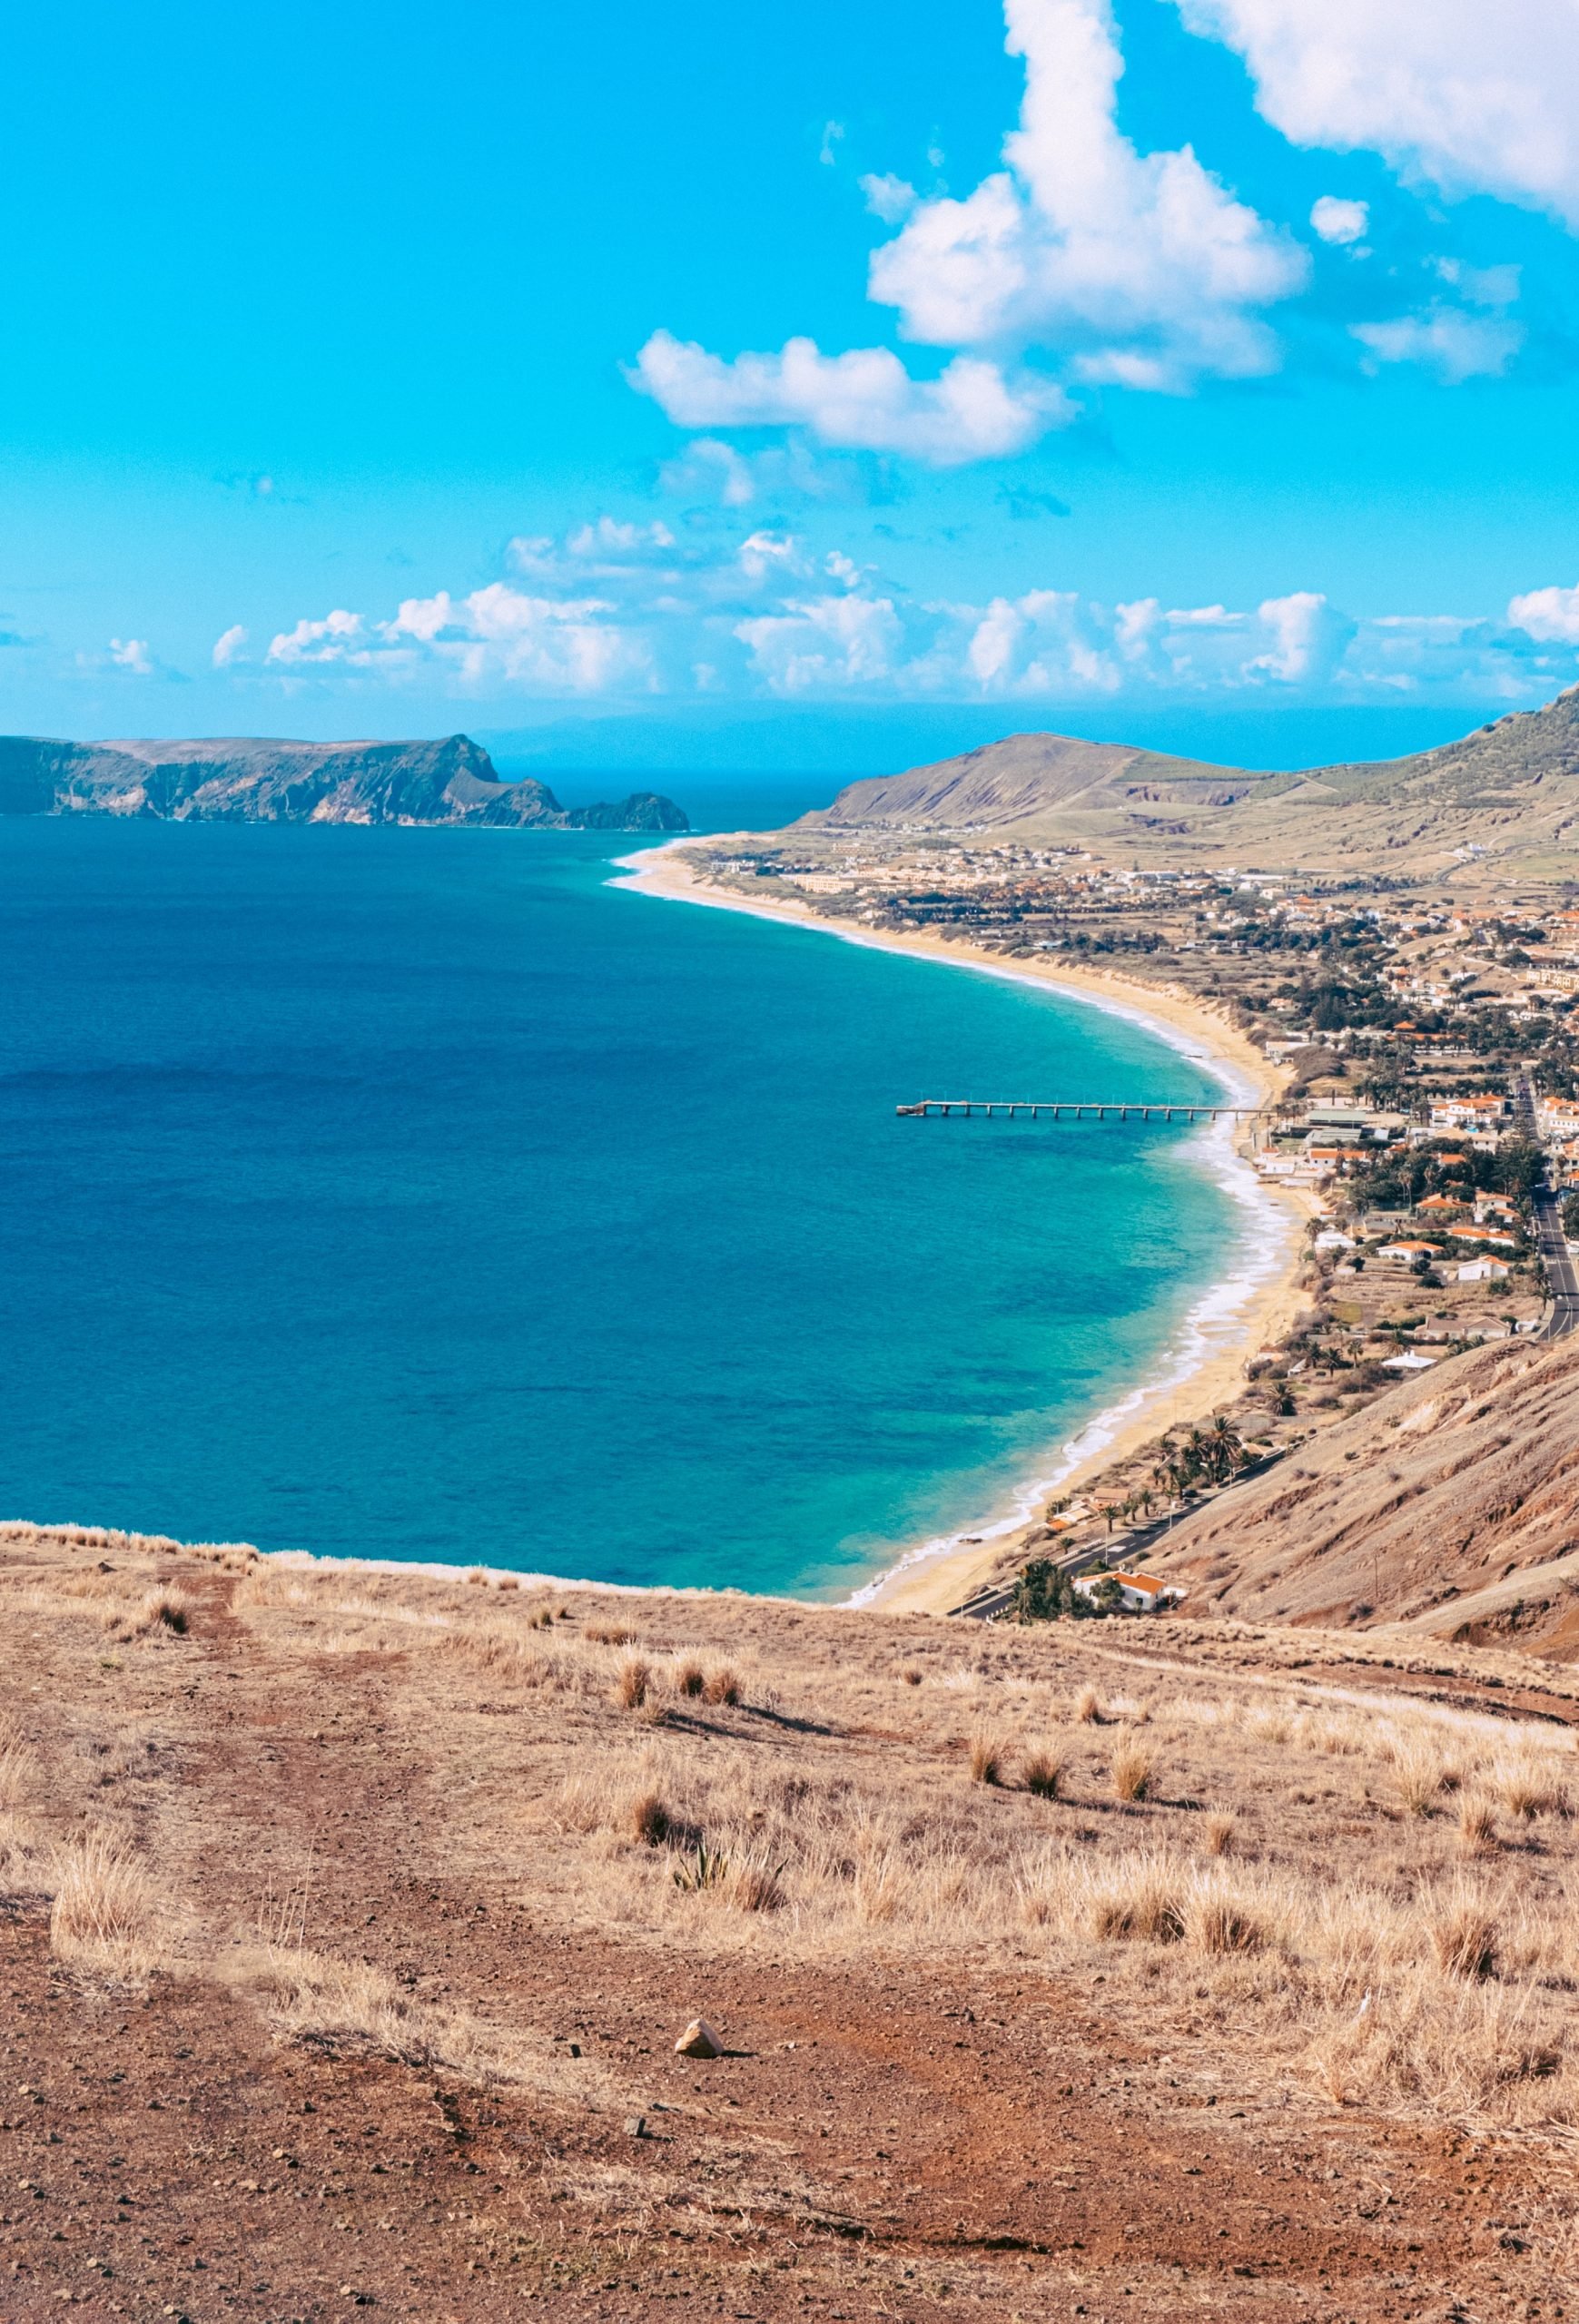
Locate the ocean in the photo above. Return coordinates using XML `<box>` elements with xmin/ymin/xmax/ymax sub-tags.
<box><xmin>0</xmin><ymin>804</ymin><xmax>1258</xmax><ymax>1599</ymax></box>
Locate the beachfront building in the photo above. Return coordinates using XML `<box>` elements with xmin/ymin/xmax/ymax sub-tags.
<box><xmin>1377</xmin><ymin>1241</ymin><xmax>1444</xmax><ymax>1263</ymax></box>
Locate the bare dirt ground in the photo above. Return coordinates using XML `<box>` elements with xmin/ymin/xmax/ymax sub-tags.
<box><xmin>5</xmin><ymin>1525</ymin><xmax>1579</xmax><ymax>2321</ymax></box>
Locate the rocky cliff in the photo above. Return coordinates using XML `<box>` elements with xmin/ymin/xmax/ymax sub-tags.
<box><xmin>0</xmin><ymin>733</ymin><xmax>688</xmax><ymax>832</ymax></box>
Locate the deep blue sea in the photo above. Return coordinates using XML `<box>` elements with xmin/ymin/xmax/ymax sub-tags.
<box><xmin>0</xmin><ymin>801</ymin><xmax>1246</xmax><ymax>1598</ymax></box>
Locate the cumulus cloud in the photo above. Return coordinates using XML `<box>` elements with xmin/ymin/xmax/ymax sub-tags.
<box><xmin>1310</xmin><ymin>195</ymin><xmax>1368</xmax><ymax>246</ymax></box>
<box><xmin>212</xmin><ymin>624</ymin><xmax>249</xmax><ymax>669</ymax></box>
<box><xmin>232</xmin><ymin>514</ymin><xmax>1579</xmax><ymax>708</ymax></box>
<box><xmin>861</xmin><ymin>172</ymin><xmax>918</xmax><ymax>224</ymax></box>
<box><xmin>868</xmin><ymin>0</ymin><xmax>1308</xmax><ymax>391</ymax></box>
<box><xmin>1352</xmin><ymin>306</ymin><xmax>1524</xmax><ymax>381</ymax></box>
<box><xmin>631</xmin><ymin>0</ymin><xmax>1308</xmax><ymax>468</ymax></box>
<box><xmin>108</xmin><ymin>637</ymin><xmax>155</xmax><ymax>675</ymax></box>
<box><xmin>1174</xmin><ymin>0</ymin><xmax>1579</xmax><ymax>231</ymax></box>
<box><xmin>1509</xmin><ymin>583</ymin><xmax>1579</xmax><ymax>643</ymax></box>
<box><xmin>631</xmin><ymin>330</ymin><xmax>1069</xmax><ymax>463</ymax></box>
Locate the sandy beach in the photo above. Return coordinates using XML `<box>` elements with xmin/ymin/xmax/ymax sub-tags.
<box><xmin>617</xmin><ymin>834</ymin><xmax>1316</xmax><ymax>1615</ymax></box>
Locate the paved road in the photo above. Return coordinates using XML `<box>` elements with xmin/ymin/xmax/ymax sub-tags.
<box><xmin>1515</xmin><ymin>1072</ymin><xmax>1579</xmax><ymax>1341</ymax></box>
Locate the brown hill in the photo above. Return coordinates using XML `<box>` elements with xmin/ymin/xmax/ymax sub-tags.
<box><xmin>802</xmin><ymin>685</ymin><xmax>1579</xmax><ymax>875</ymax></box>
<box><xmin>1150</xmin><ymin>1333</ymin><xmax>1579</xmax><ymax>1652</ymax></box>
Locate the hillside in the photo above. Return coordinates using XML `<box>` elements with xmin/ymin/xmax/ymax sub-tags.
<box><xmin>5</xmin><ymin>1520</ymin><xmax>1579</xmax><ymax>2313</ymax></box>
<box><xmin>802</xmin><ymin>685</ymin><xmax>1579</xmax><ymax>874</ymax></box>
<box><xmin>0</xmin><ymin>733</ymin><xmax>688</xmax><ymax>832</ymax></box>
<box><xmin>1150</xmin><ymin>1333</ymin><xmax>1579</xmax><ymax>1651</ymax></box>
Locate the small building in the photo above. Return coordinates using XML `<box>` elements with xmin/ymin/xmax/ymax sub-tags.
<box><xmin>1457</xmin><ymin>1258</ymin><xmax>1510</xmax><ymax>1282</ymax></box>
<box><xmin>1377</xmin><ymin>1240</ymin><xmax>1444</xmax><ymax>1262</ymax></box>
<box><xmin>1073</xmin><ymin>1570</ymin><xmax>1186</xmax><ymax>1614</ymax></box>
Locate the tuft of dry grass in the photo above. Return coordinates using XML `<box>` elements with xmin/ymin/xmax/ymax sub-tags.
<box><xmin>1022</xmin><ymin>1748</ymin><xmax>1064</xmax><ymax>1800</ymax></box>
<box><xmin>1457</xmin><ymin>1791</ymin><xmax>1499</xmax><ymax>1857</ymax></box>
<box><xmin>1431</xmin><ymin>1888</ymin><xmax>1500</xmax><ymax>1982</ymax></box>
<box><xmin>674</xmin><ymin>1659</ymin><xmax>706</xmax><ymax>1699</ymax></box>
<box><xmin>629</xmin><ymin>1789</ymin><xmax>671</xmax><ymax>1846</ymax></box>
<box><xmin>614</xmin><ymin>1655</ymin><xmax>652</xmax><ymax>1710</ymax></box>
<box><xmin>1203</xmin><ymin>1811</ymin><xmax>1238</xmax><ymax>1857</ymax></box>
<box><xmin>1111</xmin><ymin>1734</ymin><xmax>1154</xmax><ymax>1804</ymax></box>
<box><xmin>969</xmin><ymin>1731</ymin><xmax>1007</xmax><ymax>1787</ymax></box>
<box><xmin>49</xmin><ymin>1831</ymin><xmax>156</xmax><ymax>1979</ymax></box>
<box><xmin>1392</xmin><ymin>1740</ymin><xmax>1446</xmax><ymax>1818</ymax></box>
<box><xmin>1494</xmin><ymin>1752</ymin><xmax>1566</xmax><ymax>1822</ymax></box>
<box><xmin>703</xmin><ymin>1665</ymin><xmax>742</xmax><ymax>1708</ymax></box>
<box><xmin>900</xmin><ymin>1666</ymin><xmax>923</xmax><ymax>1688</ymax></box>
<box><xmin>1075</xmin><ymin>1684</ymin><xmax>1103</xmax><ymax>1725</ymax></box>
<box><xmin>0</xmin><ymin>1738</ymin><xmax>40</xmax><ymax>1813</ymax></box>
<box><xmin>587</xmin><ymin>1623</ymin><xmax>636</xmax><ymax>1647</ymax></box>
<box><xmin>496</xmin><ymin>1574</ymin><xmax>520</xmax><ymax>1592</ymax></box>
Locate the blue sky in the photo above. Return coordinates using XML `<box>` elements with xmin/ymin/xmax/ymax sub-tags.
<box><xmin>5</xmin><ymin>0</ymin><xmax>1579</xmax><ymax>767</ymax></box>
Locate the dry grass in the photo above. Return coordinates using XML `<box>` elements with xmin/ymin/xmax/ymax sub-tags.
<box><xmin>13</xmin><ymin>1521</ymin><xmax>1579</xmax><ymax>2144</ymax></box>
<box><xmin>49</xmin><ymin>1831</ymin><xmax>157</xmax><ymax>1980</ymax></box>
<box><xmin>614</xmin><ymin>1655</ymin><xmax>651</xmax><ymax>1710</ymax></box>
<box><xmin>1457</xmin><ymin>1791</ymin><xmax>1499</xmax><ymax>1856</ymax></box>
<box><xmin>1110</xmin><ymin>1734</ymin><xmax>1154</xmax><ymax>1803</ymax></box>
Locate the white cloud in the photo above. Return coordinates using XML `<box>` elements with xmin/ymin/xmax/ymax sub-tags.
<box><xmin>231</xmin><ymin>514</ymin><xmax>1579</xmax><ymax>709</ymax></box>
<box><xmin>1174</xmin><ymin>0</ymin><xmax>1579</xmax><ymax>231</ymax></box>
<box><xmin>108</xmin><ymin>637</ymin><xmax>155</xmax><ymax>675</ymax></box>
<box><xmin>734</xmin><ymin>594</ymin><xmax>904</xmax><ymax>693</ymax></box>
<box><xmin>861</xmin><ymin>172</ymin><xmax>918</xmax><ymax>224</ymax></box>
<box><xmin>212</xmin><ymin>624</ymin><xmax>249</xmax><ymax>669</ymax></box>
<box><xmin>867</xmin><ymin>0</ymin><xmax>1308</xmax><ymax>391</ymax></box>
<box><xmin>658</xmin><ymin>438</ymin><xmax>759</xmax><ymax>506</ymax></box>
<box><xmin>1310</xmin><ymin>195</ymin><xmax>1368</xmax><ymax>246</ymax></box>
<box><xmin>265</xmin><ymin>609</ymin><xmax>397</xmax><ymax>669</ymax></box>
<box><xmin>819</xmin><ymin>120</ymin><xmax>845</xmax><ymax>168</ymax></box>
<box><xmin>1509</xmin><ymin>583</ymin><xmax>1579</xmax><ymax>643</ymax></box>
<box><xmin>630</xmin><ymin>330</ymin><xmax>1068</xmax><ymax>463</ymax></box>
<box><xmin>566</xmin><ymin>517</ymin><xmax>675</xmax><ymax>557</ymax></box>
<box><xmin>1352</xmin><ymin>306</ymin><xmax>1524</xmax><ymax>381</ymax></box>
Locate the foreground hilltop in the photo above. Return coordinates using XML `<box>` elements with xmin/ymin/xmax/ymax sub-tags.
<box><xmin>803</xmin><ymin>684</ymin><xmax>1579</xmax><ymax>874</ymax></box>
<box><xmin>5</xmin><ymin>1519</ymin><xmax>1579</xmax><ymax>2314</ymax></box>
<box><xmin>0</xmin><ymin>732</ymin><xmax>688</xmax><ymax>832</ymax></box>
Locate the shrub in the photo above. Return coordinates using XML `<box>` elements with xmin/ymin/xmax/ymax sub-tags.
<box><xmin>1111</xmin><ymin>1735</ymin><xmax>1154</xmax><ymax>1803</ymax></box>
<box><xmin>1022</xmin><ymin>1749</ymin><xmax>1064</xmax><ymax>1800</ymax></box>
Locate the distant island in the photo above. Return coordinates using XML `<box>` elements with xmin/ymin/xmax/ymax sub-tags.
<box><xmin>0</xmin><ymin>732</ymin><xmax>688</xmax><ymax>832</ymax></box>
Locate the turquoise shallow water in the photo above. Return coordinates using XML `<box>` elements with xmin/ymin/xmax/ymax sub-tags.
<box><xmin>0</xmin><ymin>813</ymin><xmax>1240</xmax><ymax>1598</ymax></box>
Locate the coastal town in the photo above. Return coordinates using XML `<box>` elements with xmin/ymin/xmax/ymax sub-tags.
<box><xmin>676</xmin><ymin>830</ymin><xmax>1579</xmax><ymax>1614</ymax></box>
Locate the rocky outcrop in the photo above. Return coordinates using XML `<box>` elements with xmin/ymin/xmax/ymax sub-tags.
<box><xmin>0</xmin><ymin>733</ymin><xmax>688</xmax><ymax>832</ymax></box>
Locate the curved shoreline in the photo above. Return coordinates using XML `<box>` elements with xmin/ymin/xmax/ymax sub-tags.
<box><xmin>616</xmin><ymin>834</ymin><xmax>1310</xmax><ymax>1615</ymax></box>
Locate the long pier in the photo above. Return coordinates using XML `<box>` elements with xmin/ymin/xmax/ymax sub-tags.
<box><xmin>895</xmin><ymin>1098</ymin><xmax>1264</xmax><ymax>1121</ymax></box>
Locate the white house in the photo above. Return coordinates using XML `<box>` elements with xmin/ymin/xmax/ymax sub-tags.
<box><xmin>1073</xmin><ymin>1570</ymin><xmax>1187</xmax><ymax>1614</ymax></box>
<box><xmin>1457</xmin><ymin>1257</ymin><xmax>1510</xmax><ymax>1283</ymax></box>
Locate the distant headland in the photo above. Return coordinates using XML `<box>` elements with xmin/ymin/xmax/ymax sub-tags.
<box><xmin>0</xmin><ymin>732</ymin><xmax>688</xmax><ymax>833</ymax></box>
